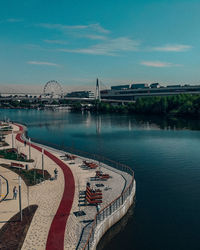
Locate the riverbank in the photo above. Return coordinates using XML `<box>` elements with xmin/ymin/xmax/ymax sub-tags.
<box><xmin>92</xmin><ymin>94</ymin><xmax>200</xmax><ymax>117</ymax></box>
<box><xmin>1</xmin><ymin>93</ymin><xmax>200</xmax><ymax>118</ymax></box>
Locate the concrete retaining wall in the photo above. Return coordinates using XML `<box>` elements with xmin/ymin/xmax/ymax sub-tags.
<box><xmin>91</xmin><ymin>180</ymin><xmax>136</xmax><ymax>249</ymax></box>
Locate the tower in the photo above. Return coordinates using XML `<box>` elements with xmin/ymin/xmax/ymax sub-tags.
<box><xmin>95</xmin><ymin>78</ymin><xmax>101</xmax><ymax>102</ymax></box>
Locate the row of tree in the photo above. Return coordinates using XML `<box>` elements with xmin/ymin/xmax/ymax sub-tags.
<box><xmin>1</xmin><ymin>94</ymin><xmax>200</xmax><ymax>117</ymax></box>
<box><xmin>95</xmin><ymin>94</ymin><xmax>200</xmax><ymax>116</ymax></box>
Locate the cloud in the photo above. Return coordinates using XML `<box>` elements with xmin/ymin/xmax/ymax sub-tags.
<box><xmin>152</xmin><ymin>44</ymin><xmax>192</xmax><ymax>52</ymax></box>
<box><xmin>59</xmin><ymin>37</ymin><xmax>140</xmax><ymax>56</ymax></box>
<box><xmin>83</xmin><ymin>34</ymin><xmax>107</xmax><ymax>40</ymax></box>
<box><xmin>43</xmin><ymin>39</ymin><xmax>68</xmax><ymax>45</ymax></box>
<box><xmin>6</xmin><ymin>18</ymin><xmax>23</xmax><ymax>23</ymax></box>
<box><xmin>0</xmin><ymin>18</ymin><xmax>23</xmax><ymax>24</ymax></box>
<box><xmin>38</xmin><ymin>22</ymin><xmax>110</xmax><ymax>34</ymax></box>
<box><xmin>140</xmin><ymin>61</ymin><xmax>180</xmax><ymax>67</ymax></box>
<box><xmin>28</xmin><ymin>61</ymin><xmax>59</xmax><ymax>66</ymax></box>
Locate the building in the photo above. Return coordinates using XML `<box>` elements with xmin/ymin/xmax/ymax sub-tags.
<box><xmin>150</xmin><ymin>83</ymin><xmax>160</xmax><ymax>88</ymax></box>
<box><xmin>131</xmin><ymin>83</ymin><xmax>149</xmax><ymax>89</ymax></box>
<box><xmin>66</xmin><ymin>91</ymin><xmax>95</xmax><ymax>99</ymax></box>
<box><xmin>100</xmin><ymin>83</ymin><xmax>200</xmax><ymax>101</ymax></box>
<box><xmin>111</xmin><ymin>84</ymin><xmax>131</xmax><ymax>90</ymax></box>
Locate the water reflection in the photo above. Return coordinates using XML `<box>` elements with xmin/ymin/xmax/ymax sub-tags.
<box><xmin>1</xmin><ymin>109</ymin><xmax>200</xmax><ymax>132</ymax></box>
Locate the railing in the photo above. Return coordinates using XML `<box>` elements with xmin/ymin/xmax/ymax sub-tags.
<box><xmin>0</xmin><ymin>174</ymin><xmax>9</xmax><ymax>202</ymax></box>
<box><xmin>82</xmin><ymin>168</ymin><xmax>134</xmax><ymax>250</ymax></box>
<box><xmin>27</xmin><ymin>137</ymin><xmax>134</xmax><ymax>178</ymax></box>
<box><xmin>16</xmin><ymin>123</ymin><xmax>135</xmax><ymax>249</ymax></box>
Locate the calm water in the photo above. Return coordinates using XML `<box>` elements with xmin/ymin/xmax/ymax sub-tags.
<box><xmin>1</xmin><ymin>109</ymin><xmax>200</xmax><ymax>250</ymax></box>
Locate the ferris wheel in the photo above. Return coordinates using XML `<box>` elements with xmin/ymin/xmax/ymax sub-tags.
<box><xmin>43</xmin><ymin>80</ymin><xmax>64</xmax><ymax>97</ymax></box>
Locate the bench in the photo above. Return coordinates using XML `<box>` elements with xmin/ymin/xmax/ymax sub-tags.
<box><xmin>86</xmin><ymin>186</ymin><xmax>102</xmax><ymax>196</ymax></box>
<box><xmin>11</xmin><ymin>162</ymin><xmax>24</xmax><ymax>169</ymax></box>
<box><xmin>20</xmin><ymin>153</ymin><xmax>27</xmax><ymax>160</ymax></box>
<box><xmin>86</xmin><ymin>196</ymin><xmax>102</xmax><ymax>204</ymax></box>
<box><xmin>95</xmin><ymin>171</ymin><xmax>111</xmax><ymax>179</ymax></box>
<box><xmin>65</xmin><ymin>154</ymin><xmax>76</xmax><ymax>160</ymax></box>
<box><xmin>83</xmin><ymin>161</ymin><xmax>98</xmax><ymax>169</ymax></box>
<box><xmin>6</xmin><ymin>148</ymin><xmax>18</xmax><ymax>153</ymax></box>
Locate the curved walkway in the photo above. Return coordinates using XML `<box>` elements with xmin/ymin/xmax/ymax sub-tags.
<box><xmin>15</xmin><ymin>124</ymin><xmax>75</xmax><ymax>250</ymax></box>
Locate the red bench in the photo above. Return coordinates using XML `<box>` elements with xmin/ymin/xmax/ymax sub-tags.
<box><xmin>86</xmin><ymin>189</ymin><xmax>102</xmax><ymax>199</ymax></box>
<box><xmin>95</xmin><ymin>171</ymin><xmax>110</xmax><ymax>179</ymax></box>
<box><xmin>86</xmin><ymin>193</ymin><xmax>102</xmax><ymax>200</ymax></box>
<box><xmin>11</xmin><ymin>162</ymin><xmax>24</xmax><ymax>169</ymax></box>
<box><xmin>85</xmin><ymin>184</ymin><xmax>102</xmax><ymax>204</ymax></box>
<box><xmin>83</xmin><ymin>161</ymin><xmax>98</xmax><ymax>169</ymax></box>
<box><xmin>20</xmin><ymin>153</ymin><xmax>27</xmax><ymax>160</ymax></box>
<box><xmin>6</xmin><ymin>148</ymin><xmax>18</xmax><ymax>153</ymax></box>
<box><xmin>86</xmin><ymin>186</ymin><xmax>102</xmax><ymax>196</ymax></box>
<box><xmin>65</xmin><ymin>154</ymin><xmax>76</xmax><ymax>160</ymax></box>
<box><xmin>86</xmin><ymin>196</ymin><xmax>102</xmax><ymax>204</ymax></box>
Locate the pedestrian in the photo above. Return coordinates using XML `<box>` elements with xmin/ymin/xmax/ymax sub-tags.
<box><xmin>96</xmin><ymin>204</ymin><xmax>100</xmax><ymax>213</ymax></box>
<box><xmin>24</xmin><ymin>140</ymin><xmax>27</xmax><ymax>147</ymax></box>
<box><xmin>54</xmin><ymin>168</ymin><xmax>58</xmax><ymax>180</ymax></box>
<box><xmin>13</xmin><ymin>186</ymin><xmax>18</xmax><ymax>200</ymax></box>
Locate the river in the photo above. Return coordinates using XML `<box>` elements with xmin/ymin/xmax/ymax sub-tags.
<box><xmin>1</xmin><ymin>109</ymin><xmax>200</xmax><ymax>250</ymax></box>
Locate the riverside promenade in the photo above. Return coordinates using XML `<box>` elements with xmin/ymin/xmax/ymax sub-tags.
<box><xmin>0</xmin><ymin>122</ymin><xmax>135</xmax><ymax>249</ymax></box>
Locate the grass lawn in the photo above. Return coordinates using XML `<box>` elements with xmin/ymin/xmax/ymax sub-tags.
<box><xmin>0</xmin><ymin>148</ymin><xmax>33</xmax><ymax>162</ymax></box>
<box><xmin>0</xmin><ymin>163</ymin><xmax>51</xmax><ymax>186</ymax></box>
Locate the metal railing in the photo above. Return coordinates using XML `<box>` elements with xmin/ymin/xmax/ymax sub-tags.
<box><xmin>17</xmin><ymin>124</ymin><xmax>135</xmax><ymax>249</ymax></box>
<box><xmin>0</xmin><ymin>174</ymin><xmax>9</xmax><ymax>202</ymax></box>
<box><xmin>82</xmin><ymin>168</ymin><xmax>134</xmax><ymax>250</ymax></box>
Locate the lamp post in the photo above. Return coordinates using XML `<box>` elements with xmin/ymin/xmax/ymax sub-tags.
<box><xmin>18</xmin><ymin>176</ymin><xmax>22</xmax><ymax>221</ymax></box>
<box><xmin>12</xmin><ymin>130</ymin><xmax>14</xmax><ymax>148</ymax></box>
<box><xmin>29</xmin><ymin>138</ymin><xmax>31</xmax><ymax>160</ymax></box>
<box><xmin>0</xmin><ymin>178</ymin><xmax>2</xmax><ymax>198</ymax></box>
<box><xmin>42</xmin><ymin>148</ymin><xmax>44</xmax><ymax>178</ymax></box>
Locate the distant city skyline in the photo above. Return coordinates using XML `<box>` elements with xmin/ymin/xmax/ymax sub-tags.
<box><xmin>1</xmin><ymin>0</ymin><xmax>200</xmax><ymax>90</ymax></box>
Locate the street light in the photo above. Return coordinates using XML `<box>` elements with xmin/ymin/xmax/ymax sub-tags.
<box><xmin>29</xmin><ymin>138</ymin><xmax>31</xmax><ymax>160</ymax></box>
<box><xmin>18</xmin><ymin>176</ymin><xmax>22</xmax><ymax>221</ymax></box>
<box><xmin>12</xmin><ymin>130</ymin><xmax>14</xmax><ymax>148</ymax></box>
<box><xmin>0</xmin><ymin>178</ymin><xmax>2</xmax><ymax>198</ymax></box>
<box><xmin>42</xmin><ymin>148</ymin><xmax>44</xmax><ymax>178</ymax></box>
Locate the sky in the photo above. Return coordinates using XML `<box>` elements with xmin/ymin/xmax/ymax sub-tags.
<box><xmin>0</xmin><ymin>0</ymin><xmax>200</xmax><ymax>93</ymax></box>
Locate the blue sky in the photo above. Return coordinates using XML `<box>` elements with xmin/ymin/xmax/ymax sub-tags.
<box><xmin>0</xmin><ymin>0</ymin><xmax>200</xmax><ymax>91</ymax></box>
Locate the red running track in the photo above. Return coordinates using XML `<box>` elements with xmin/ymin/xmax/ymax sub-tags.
<box><xmin>15</xmin><ymin>124</ymin><xmax>75</xmax><ymax>250</ymax></box>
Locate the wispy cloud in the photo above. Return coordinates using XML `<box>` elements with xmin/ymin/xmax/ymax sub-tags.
<box><xmin>59</xmin><ymin>37</ymin><xmax>140</xmax><ymax>56</ymax></box>
<box><xmin>152</xmin><ymin>44</ymin><xmax>192</xmax><ymax>52</ymax></box>
<box><xmin>84</xmin><ymin>34</ymin><xmax>107</xmax><ymax>40</ymax></box>
<box><xmin>38</xmin><ymin>22</ymin><xmax>110</xmax><ymax>34</ymax></box>
<box><xmin>140</xmin><ymin>61</ymin><xmax>181</xmax><ymax>67</ymax></box>
<box><xmin>0</xmin><ymin>18</ymin><xmax>23</xmax><ymax>24</ymax></box>
<box><xmin>43</xmin><ymin>39</ymin><xmax>68</xmax><ymax>45</ymax></box>
<box><xmin>6</xmin><ymin>18</ymin><xmax>23</xmax><ymax>23</ymax></box>
<box><xmin>28</xmin><ymin>61</ymin><xmax>59</xmax><ymax>66</ymax></box>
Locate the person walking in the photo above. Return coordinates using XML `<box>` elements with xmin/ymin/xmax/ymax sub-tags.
<box><xmin>54</xmin><ymin>168</ymin><xmax>58</xmax><ymax>180</ymax></box>
<box><xmin>13</xmin><ymin>186</ymin><xmax>18</xmax><ymax>200</ymax></box>
<box><xmin>96</xmin><ymin>204</ymin><xmax>100</xmax><ymax>213</ymax></box>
